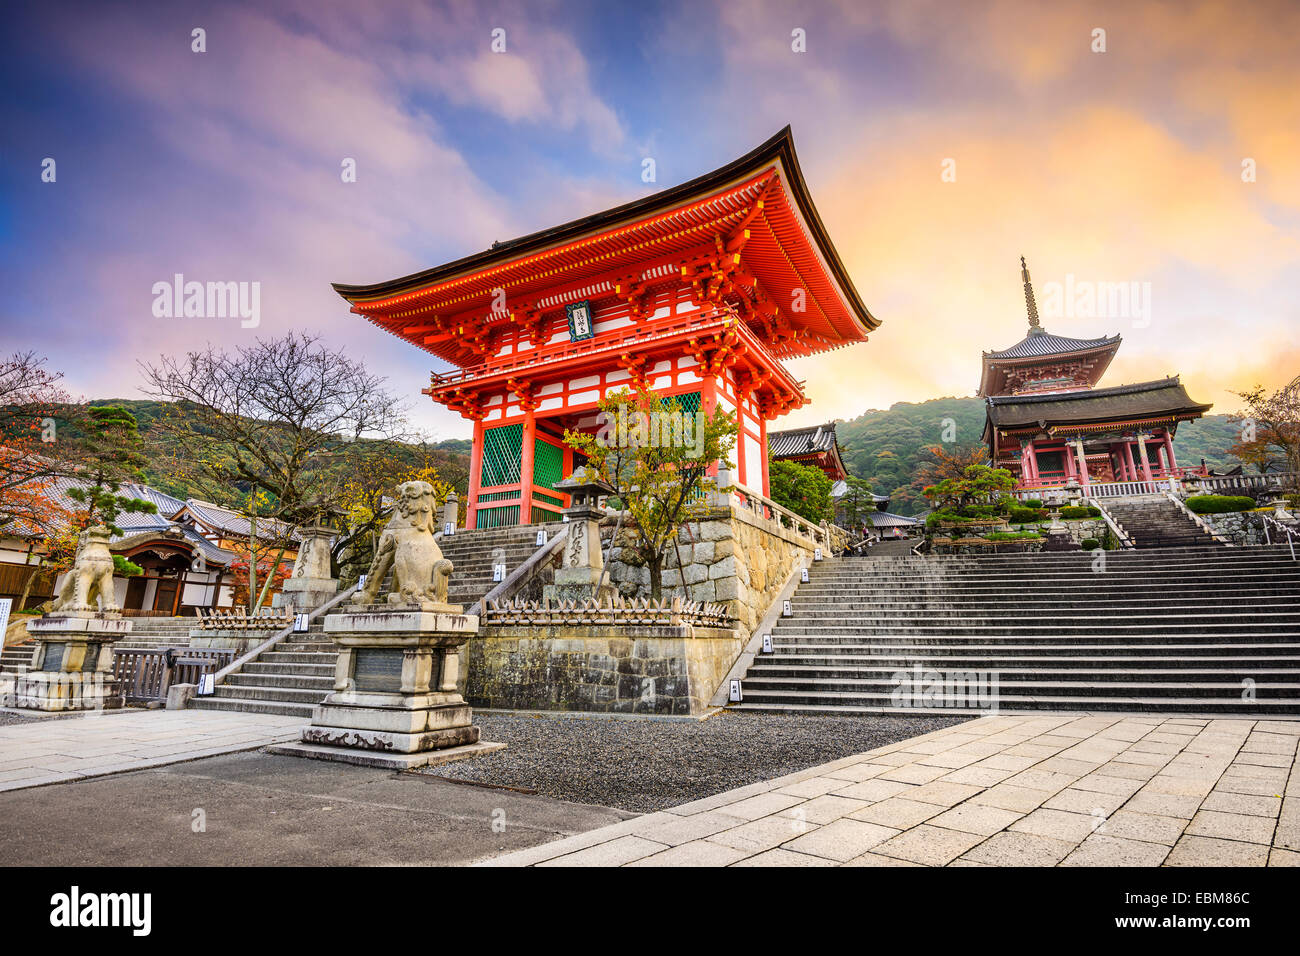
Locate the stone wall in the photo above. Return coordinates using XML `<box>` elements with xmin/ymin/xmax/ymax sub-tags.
<box><xmin>465</xmin><ymin>625</ymin><xmax>741</xmax><ymax>715</ymax></box>
<box><xmin>461</xmin><ymin>504</ymin><xmax>819</xmax><ymax>714</ymax></box>
<box><xmin>1200</xmin><ymin>509</ymin><xmax>1297</xmax><ymax>546</ymax></box>
<box><xmin>603</xmin><ymin>505</ymin><xmax>818</xmax><ymax>637</ymax></box>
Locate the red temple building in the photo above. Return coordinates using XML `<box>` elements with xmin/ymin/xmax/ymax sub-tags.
<box><xmin>981</xmin><ymin>258</ymin><xmax>1212</xmax><ymax>493</ymax></box>
<box><xmin>768</xmin><ymin>422</ymin><xmax>849</xmax><ymax>483</ymax></box>
<box><xmin>334</xmin><ymin>128</ymin><xmax>877</xmax><ymax>528</ymax></box>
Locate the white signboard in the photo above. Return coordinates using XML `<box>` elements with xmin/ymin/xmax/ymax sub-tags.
<box><xmin>197</xmin><ymin>674</ymin><xmax>215</xmax><ymax>696</ymax></box>
<box><xmin>536</xmin><ymin>530</ymin><xmax>547</xmax><ymax>546</ymax></box>
<box><xmin>293</xmin><ymin>613</ymin><xmax>309</xmax><ymax>633</ymax></box>
<box><xmin>729</xmin><ymin>679</ymin><xmax>743</xmax><ymax>703</ymax></box>
<box><xmin>492</xmin><ymin>563</ymin><xmax>507</xmax><ymax>583</ymax></box>
<box><xmin>814</xmin><ymin>548</ymin><xmax>823</xmax><ymax>562</ymax></box>
<box><xmin>761</xmin><ymin>634</ymin><xmax>773</xmax><ymax>654</ymax></box>
<box><xmin>0</xmin><ymin>598</ymin><xmax>11</xmax><ymax>638</ymax></box>
<box><xmin>800</xmin><ymin>567</ymin><xmax>809</xmax><ymax>583</ymax></box>
<box><xmin>782</xmin><ymin>599</ymin><xmax>792</xmax><ymax>618</ymax></box>
<box><xmin>443</xmin><ymin>522</ymin><xmax>454</xmax><ymax>536</ymax></box>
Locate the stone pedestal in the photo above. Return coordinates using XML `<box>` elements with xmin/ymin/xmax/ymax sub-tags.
<box><xmin>543</xmin><ymin>503</ymin><xmax>614</xmax><ymax>605</ymax></box>
<box><xmin>274</xmin><ymin>520</ymin><xmax>340</xmax><ymax>611</ymax></box>
<box><xmin>273</xmin><ymin>576</ymin><xmax>339</xmax><ymax>611</ymax></box>
<box><xmin>15</xmin><ymin>613</ymin><xmax>130</xmax><ymax>711</ymax></box>
<box><xmin>270</xmin><ymin>603</ymin><xmax>504</xmax><ymax>769</ymax></box>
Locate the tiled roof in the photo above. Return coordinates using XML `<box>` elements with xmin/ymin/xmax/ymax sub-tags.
<box><xmin>769</xmin><ymin>422</ymin><xmax>839</xmax><ymax>457</ymax></box>
<box><xmin>179</xmin><ymin>500</ymin><xmax>298</xmax><ymax>541</ymax></box>
<box><xmin>984</xmin><ymin>329</ymin><xmax>1121</xmax><ymax>360</ymax></box>
<box><xmin>985</xmin><ymin>377</ymin><xmax>1212</xmax><ymax>430</ymax></box>
<box><xmin>870</xmin><ymin>511</ymin><xmax>918</xmax><ymax>528</ymax></box>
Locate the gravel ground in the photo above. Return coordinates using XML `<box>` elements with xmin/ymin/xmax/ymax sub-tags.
<box><xmin>418</xmin><ymin>710</ymin><xmax>970</xmax><ymax>812</ymax></box>
<box><xmin>0</xmin><ymin>710</ymin><xmax>43</xmax><ymax>727</ymax></box>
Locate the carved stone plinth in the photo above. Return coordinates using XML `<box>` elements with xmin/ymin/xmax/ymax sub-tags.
<box><xmin>15</xmin><ymin>613</ymin><xmax>130</xmax><ymax>711</ymax></box>
<box><xmin>270</xmin><ymin>604</ymin><xmax>504</xmax><ymax>769</ymax></box>
<box><xmin>544</xmin><ymin>503</ymin><xmax>614</xmax><ymax>605</ymax></box>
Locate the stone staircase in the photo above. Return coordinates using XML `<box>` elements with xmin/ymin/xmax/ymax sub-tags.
<box><xmin>1106</xmin><ymin>496</ymin><xmax>1220</xmax><ymax>549</ymax></box>
<box><xmin>192</xmin><ymin>625</ymin><xmax>336</xmax><ymax>718</ymax></box>
<box><xmin>191</xmin><ymin>523</ymin><xmax>561</xmax><ymax>718</ymax></box>
<box><xmin>731</xmin><ymin>545</ymin><xmax>1300</xmax><ymax>715</ymax></box>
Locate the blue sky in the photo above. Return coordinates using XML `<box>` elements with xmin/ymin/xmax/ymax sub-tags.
<box><xmin>2</xmin><ymin>0</ymin><xmax>1297</xmax><ymax>444</ymax></box>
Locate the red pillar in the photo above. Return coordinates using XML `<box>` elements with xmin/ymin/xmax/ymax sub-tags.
<box><xmin>467</xmin><ymin>418</ymin><xmax>485</xmax><ymax>529</ymax></box>
<box><xmin>1123</xmin><ymin>441</ymin><xmax>1138</xmax><ymax>482</ymax></box>
<box><xmin>1162</xmin><ymin>430</ymin><xmax>1178</xmax><ymax>475</ymax></box>
<box><xmin>759</xmin><ymin>414</ymin><xmax>770</xmax><ymax>498</ymax></box>
<box><xmin>519</xmin><ymin>408</ymin><xmax>536</xmax><ymax>526</ymax></box>
<box><xmin>701</xmin><ymin>376</ymin><xmax>719</xmax><ymax>480</ymax></box>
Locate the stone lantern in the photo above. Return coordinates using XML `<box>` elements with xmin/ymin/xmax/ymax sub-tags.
<box><xmin>546</xmin><ymin>469</ymin><xmax>616</xmax><ymax>604</ymax></box>
<box><xmin>275</xmin><ymin>507</ymin><xmax>343</xmax><ymax>611</ymax></box>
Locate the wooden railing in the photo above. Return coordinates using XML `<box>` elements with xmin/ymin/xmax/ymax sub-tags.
<box><xmin>467</xmin><ymin>524</ymin><xmax>570</xmax><ymax>618</ymax></box>
<box><xmin>111</xmin><ymin>647</ymin><xmax>237</xmax><ymax>702</ymax></box>
<box><xmin>196</xmin><ymin>606</ymin><xmax>293</xmax><ymax>630</ymax></box>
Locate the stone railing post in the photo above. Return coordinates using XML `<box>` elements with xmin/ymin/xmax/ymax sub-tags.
<box><xmin>442</xmin><ymin>492</ymin><xmax>460</xmax><ymax>532</ymax></box>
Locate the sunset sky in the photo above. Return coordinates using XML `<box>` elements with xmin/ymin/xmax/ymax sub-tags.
<box><xmin>2</xmin><ymin>0</ymin><xmax>1297</xmax><ymax>442</ymax></box>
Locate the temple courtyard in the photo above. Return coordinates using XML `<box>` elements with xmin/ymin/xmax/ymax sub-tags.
<box><xmin>0</xmin><ymin>709</ymin><xmax>1296</xmax><ymax>866</ymax></box>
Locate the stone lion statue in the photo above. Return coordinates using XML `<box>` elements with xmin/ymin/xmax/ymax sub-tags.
<box><xmin>53</xmin><ymin>525</ymin><xmax>119</xmax><ymax>613</ymax></box>
<box><xmin>352</xmin><ymin>481</ymin><xmax>454</xmax><ymax>606</ymax></box>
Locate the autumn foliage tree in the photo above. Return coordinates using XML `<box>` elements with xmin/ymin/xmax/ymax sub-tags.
<box><xmin>0</xmin><ymin>351</ymin><xmax>72</xmax><ymax>539</ymax></box>
<box><xmin>1228</xmin><ymin>380</ymin><xmax>1300</xmax><ymax>485</ymax></box>
<box><xmin>565</xmin><ymin>388</ymin><xmax>737</xmax><ymax>601</ymax></box>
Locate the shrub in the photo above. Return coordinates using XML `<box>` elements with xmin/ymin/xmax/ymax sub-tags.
<box><xmin>1008</xmin><ymin>506</ymin><xmax>1047</xmax><ymax>524</ymax></box>
<box><xmin>1058</xmin><ymin>505</ymin><xmax>1101</xmax><ymax>519</ymax></box>
<box><xmin>1185</xmin><ymin>495</ymin><xmax>1257</xmax><ymax>514</ymax></box>
<box><xmin>984</xmin><ymin>531</ymin><xmax>1041</xmax><ymax>540</ymax></box>
<box><xmin>1021</xmin><ymin>498</ymin><xmax>1044</xmax><ymax>509</ymax></box>
<box><xmin>1080</xmin><ymin>538</ymin><xmax>1100</xmax><ymax>551</ymax></box>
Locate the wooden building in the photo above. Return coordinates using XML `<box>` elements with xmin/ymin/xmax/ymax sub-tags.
<box><xmin>334</xmin><ymin>128</ymin><xmax>877</xmax><ymax>528</ymax></box>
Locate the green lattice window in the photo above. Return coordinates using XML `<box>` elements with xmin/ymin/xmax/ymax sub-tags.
<box><xmin>477</xmin><ymin>491</ymin><xmax>520</xmax><ymax>503</ymax></box>
<box><xmin>476</xmin><ymin>504</ymin><xmax>520</xmax><ymax>529</ymax></box>
<box><xmin>532</xmin><ymin>438</ymin><xmax>565</xmax><ymax>492</ymax></box>
<box><xmin>664</xmin><ymin>391</ymin><xmax>701</xmax><ymax>415</ymax></box>
<box><xmin>481</xmin><ymin>424</ymin><xmax>523</xmax><ymax>487</ymax></box>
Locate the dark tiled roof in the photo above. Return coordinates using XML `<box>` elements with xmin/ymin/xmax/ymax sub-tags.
<box><xmin>870</xmin><ymin>511</ymin><xmax>918</xmax><ymax>528</ymax></box>
<box><xmin>768</xmin><ymin>422</ymin><xmax>839</xmax><ymax>457</ymax></box>
<box><xmin>985</xmin><ymin>377</ymin><xmax>1212</xmax><ymax>430</ymax></box>
<box><xmin>984</xmin><ymin>329</ymin><xmax>1121</xmax><ymax>360</ymax></box>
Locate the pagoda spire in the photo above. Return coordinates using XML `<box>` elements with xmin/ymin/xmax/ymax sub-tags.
<box><xmin>1020</xmin><ymin>255</ymin><xmax>1042</xmax><ymax>333</ymax></box>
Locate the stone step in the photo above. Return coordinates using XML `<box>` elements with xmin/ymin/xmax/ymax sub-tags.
<box><xmin>191</xmin><ymin>696</ymin><xmax>314</xmax><ymax>718</ymax></box>
<box><xmin>210</xmin><ymin>684</ymin><xmax>326</xmax><ymax>703</ymax></box>
<box><xmin>728</xmin><ymin>696</ymin><xmax>1300</xmax><ymax>715</ymax></box>
<box><xmin>232</xmin><ymin>673</ymin><xmax>334</xmax><ymax>691</ymax></box>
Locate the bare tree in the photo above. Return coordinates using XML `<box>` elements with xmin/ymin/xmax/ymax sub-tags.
<box><xmin>140</xmin><ymin>332</ymin><xmax>413</xmax><ymax>606</ymax></box>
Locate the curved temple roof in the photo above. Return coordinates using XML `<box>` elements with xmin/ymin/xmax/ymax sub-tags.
<box><xmin>984</xmin><ymin>329</ymin><xmax>1122</xmax><ymax>361</ymax></box>
<box><xmin>982</xmin><ymin>376</ymin><xmax>1213</xmax><ymax>442</ymax></box>
<box><xmin>332</xmin><ymin>127</ymin><xmax>877</xmax><ymax>370</ymax></box>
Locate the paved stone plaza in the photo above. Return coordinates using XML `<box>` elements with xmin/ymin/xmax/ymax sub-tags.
<box><xmin>0</xmin><ymin>709</ymin><xmax>303</xmax><ymax>792</ymax></box>
<box><xmin>482</xmin><ymin>714</ymin><xmax>1300</xmax><ymax>867</ymax></box>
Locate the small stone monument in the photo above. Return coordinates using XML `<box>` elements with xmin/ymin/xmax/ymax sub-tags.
<box><xmin>19</xmin><ymin>526</ymin><xmax>129</xmax><ymax>711</ymax></box>
<box><xmin>271</xmin><ymin>481</ymin><xmax>503</xmax><ymax>769</ymax></box>
<box><xmin>274</xmin><ymin>514</ymin><xmax>340</xmax><ymax>611</ymax></box>
<box><xmin>545</xmin><ymin>470</ymin><xmax>616</xmax><ymax>604</ymax></box>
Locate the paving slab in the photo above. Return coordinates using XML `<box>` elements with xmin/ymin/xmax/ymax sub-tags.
<box><xmin>483</xmin><ymin>715</ymin><xmax>1300</xmax><ymax>867</ymax></box>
